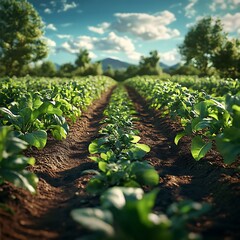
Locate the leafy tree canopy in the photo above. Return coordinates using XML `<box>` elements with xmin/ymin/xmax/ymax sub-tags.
<box><xmin>138</xmin><ymin>50</ymin><xmax>162</xmax><ymax>75</ymax></box>
<box><xmin>75</xmin><ymin>49</ymin><xmax>91</xmax><ymax>68</ymax></box>
<box><xmin>179</xmin><ymin>17</ymin><xmax>227</xmax><ymax>75</ymax></box>
<box><xmin>0</xmin><ymin>0</ymin><xmax>48</xmax><ymax>76</ymax></box>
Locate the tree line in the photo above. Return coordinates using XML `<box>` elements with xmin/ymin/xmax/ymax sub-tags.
<box><xmin>0</xmin><ymin>0</ymin><xmax>239</xmax><ymax>79</ymax></box>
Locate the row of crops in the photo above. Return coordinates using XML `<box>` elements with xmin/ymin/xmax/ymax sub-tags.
<box><xmin>71</xmin><ymin>86</ymin><xmax>209</xmax><ymax>240</ymax></box>
<box><xmin>0</xmin><ymin>76</ymin><xmax>115</xmax><ymax>194</ymax></box>
<box><xmin>126</xmin><ymin>76</ymin><xmax>240</xmax><ymax>165</ymax></box>
<box><xmin>0</xmin><ymin>75</ymin><xmax>239</xmax><ymax>239</ymax></box>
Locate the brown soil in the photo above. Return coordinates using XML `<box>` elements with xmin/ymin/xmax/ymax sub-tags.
<box><xmin>0</xmin><ymin>85</ymin><xmax>239</xmax><ymax>240</ymax></box>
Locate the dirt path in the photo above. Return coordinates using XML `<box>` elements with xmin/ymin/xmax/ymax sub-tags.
<box><xmin>0</xmin><ymin>87</ymin><xmax>114</xmax><ymax>240</ymax></box>
<box><xmin>126</xmin><ymin>87</ymin><xmax>240</xmax><ymax>240</ymax></box>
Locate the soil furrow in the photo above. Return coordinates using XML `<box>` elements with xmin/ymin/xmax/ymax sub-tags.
<box><xmin>0</xmin><ymin>87</ymin><xmax>114</xmax><ymax>240</ymax></box>
<box><xmin>126</xmin><ymin>87</ymin><xmax>240</xmax><ymax>240</ymax></box>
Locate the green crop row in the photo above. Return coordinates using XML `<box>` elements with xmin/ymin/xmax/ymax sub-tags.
<box><xmin>0</xmin><ymin>76</ymin><xmax>115</xmax><ymax>194</ymax></box>
<box><xmin>71</xmin><ymin>86</ymin><xmax>209</xmax><ymax>240</ymax></box>
<box><xmin>126</xmin><ymin>77</ymin><xmax>240</xmax><ymax>165</ymax></box>
<box><xmin>169</xmin><ymin>75</ymin><xmax>239</xmax><ymax>97</ymax></box>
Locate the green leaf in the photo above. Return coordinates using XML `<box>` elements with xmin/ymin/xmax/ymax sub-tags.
<box><xmin>216</xmin><ymin>127</ymin><xmax>240</xmax><ymax>164</ymax></box>
<box><xmin>86</xmin><ymin>177</ymin><xmax>106</xmax><ymax>194</ymax></box>
<box><xmin>71</xmin><ymin>208</ymin><xmax>114</xmax><ymax>237</ymax></box>
<box><xmin>135</xmin><ymin>143</ymin><xmax>151</xmax><ymax>153</ymax></box>
<box><xmin>0</xmin><ymin>169</ymin><xmax>38</xmax><ymax>194</ymax></box>
<box><xmin>131</xmin><ymin>136</ymin><xmax>141</xmax><ymax>143</ymax></box>
<box><xmin>174</xmin><ymin>132</ymin><xmax>186</xmax><ymax>145</ymax></box>
<box><xmin>20</xmin><ymin>130</ymin><xmax>47</xmax><ymax>149</ymax></box>
<box><xmin>99</xmin><ymin>161</ymin><xmax>107</xmax><ymax>172</ymax></box>
<box><xmin>191</xmin><ymin>117</ymin><xmax>213</xmax><ymax>131</ymax></box>
<box><xmin>89</xmin><ymin>138</ymin><xmax>108</xmax><ymax>154</ymax></box>
<box><xmin>101</xmin><ymin>187</ymin><xmax>127</xmax><ymax>209</ymax></box>
<box><xmin>191</xmin><ymin>136</ymin><xmax>212</xmax><ymax>161</ymax></box>
<box><xmin>194</xmin><ymin>100</ymin><xmax>215</xmax><ymax>118</ymax></box>
<box><xmin>50</xmin><ymin>125</ymin><xmax>67</xmax><ymax>140</ymax></box>
<box><xmin>131</xmin><ymin>162</ymin><xmax>159</xmax><ymax>186</ymax></box>
<box><xmin>37</xmin><ymin>101</ymin><xmax>62</xmax><ymax>116</ymax></box>
<box><xmin>101</xmin><ymin>187</ymin><xmax>144</xmax><ymax>209</ymax></box>
<box><xmin>1</xmin><ymin>156</ymin><xmax>35</xmax><ymax>170</ymax></box>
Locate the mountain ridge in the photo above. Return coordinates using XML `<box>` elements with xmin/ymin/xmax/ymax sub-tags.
<box><xmin>99</xmin><ymin>57</ymin><xmax>179</xmax><ymax>71</ymax></box>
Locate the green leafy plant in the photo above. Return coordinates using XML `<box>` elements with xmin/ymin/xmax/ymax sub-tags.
<box><xmin>86</xmin><ymin>86</ymin><xmax>159</xmax><ymax>194</ymax></box>
<box><xmin>0</xmin><ymin>98</ymin><xmax>68</xmax><ymax>148</ymax></box>
<box><xmin>0</xmin><ymin>126</ymin><xmax>38</xmax><ymax>193</ymax></box>
<box><xmin>71</xmin><ymin>187</ymin><xmax>209</xmax><ymax>240</ymax></box>
<box><xmin>126</xmin><ymin>77</ymin><xmax>240</xmax><ymax>164</ymax></box>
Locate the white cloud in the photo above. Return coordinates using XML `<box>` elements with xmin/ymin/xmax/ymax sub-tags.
<box><xmin>186</xmin><ymin>15</ymin><xmax>204</xmax><ymax>28</ymax></box>
<box><xmin>44</xmin><ymin>8</ymin><xmax>52</xmax><ymax>14</ymax></box>
<box><xmin>89</xmin><ymin>51</ymin><xmax>97</xmax><ymax>59</ymax></box>
<box><xmin>58</xmin><ymin>1</ymin><xmax>77</xmax><ymax>12</ymax></box>
<box><xmin>43</xmin><ymin>37</ymin><xmax>56</xmax><ymax>53</ymax></box>
<box><xmin>210</xmin><ymin>0</ymin><xmax>227</xmax><ymax>11</ymax></box>
<box><xmin>185</xmin><ymin>0</ymin><xmax>198</xmax><ymax>18</ymax></box>
<box><xmin>88</xmin><ymin>22</ymin><xmax>110</xmax><ymax>34</ymax></box>
<box><xmin>210</xmin><ymin>0</ymin><xmax>240</xmax><ymax>11</ymax></box>
<box><xmin>61</xmin><ymin>23</ymin><xmax>73</xmax><ymax>27</ymax></box>
<box><xmin>160</xmin><ymin>49</ymin><xmax>181</xmax><ymax>64</ymax></box>
<box><xmin>57</xmin><ymin>34</ymin><xmax>72</xmax><ymax>39</ymax></box>
<box><xmin>110</xmin><ymin>11</ymin><xmax>180</xmax><ymax>40</ymax></box>
<box><xmin>59</xmin><ymin>32</ymin><xmax>141</xmax><ymax>61</ymax></box>
<box><xmin>221</xmin><ymin>12</ymin><xmax>240</xmax><ymax>34</ymax></box>
<box><xmin>46</xmin><ymin>23</ymin><xmax>57</xmax><ymax>31</ymax></box>
<box><xmin>44</xmin><ymin>38</ymin><xmax>56</xmax><ymax>48</ymax></box>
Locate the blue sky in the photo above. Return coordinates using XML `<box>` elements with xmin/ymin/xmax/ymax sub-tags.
<box><xmin>28</xmin><ymin>0</ymin><xmax>240</xmax><ymax>66</ymax></box>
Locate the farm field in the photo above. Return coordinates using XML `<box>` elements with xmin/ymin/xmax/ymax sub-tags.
<box><xmin>0</xmin><ymin>76</ymin><xmax>239</xmax><ymax>240</ymax></box>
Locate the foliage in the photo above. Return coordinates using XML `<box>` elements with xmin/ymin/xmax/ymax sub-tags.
<box><xmin>71</xmin><ymin>187</ymin><xmax>209</xmax><ymax>240</ymax></box>
<box><xmin>212</xmin><ymin>38</ymin><xmax>240</xmax><ymax>79</ymax></box>
<box><xmin>86</xmin><ymin>86</ymin><xmax>159</xmax><ymax>194</ymax></box>
<box><xmin>0</xmin><ymin>97</ymin><xmax>68</xmax><ymax>148</ymax></box>
<box><xmin>138</xmin><ymin>50</ymin><xmax>162</xmax><ymax>76</ymax></box>
<box><xmin>0</xmin><ymin>126</ymin><xmax>38</xmax><ymax>193</ymax></box>
<box><xmin>0</xmin><ymin>0</ymin><xmax>48</xmax><ymax>76</ymax></box>
<box><xmin>126</xmin><ymin>76</ymin><xmax>240</xmax><ymax>164</ymax></box>
<box><xmin>179</xmin><ymin>17</ymin><xmax>227</xmax><ymax>75</ymax></box>
<box><xmin>173</xmin><ymin>64</ymin><xmax>201</xmax><ymax>76</ymax></box>
<box><xmin>0</xmin><ymin>75</ymin><xmax>115</xmax><ymax>196</ymax></box>
<box><xmin>58</xmin><ymin>63</ymin><xmax>75</xmax><ymax>77</ymax></box>
<box><xmin>38</xmin><ymin>61</ymin><xmax>57</xmax><ymax>77</ymax></box>
<box><xmin>75</xmin><ymin>49</ymin><xmax>91</xmax><ymax>68</ymax></box>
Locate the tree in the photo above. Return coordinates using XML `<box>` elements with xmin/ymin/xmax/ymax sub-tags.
<box><xmin>173</xmin><ymin>64</ymin><xmax>201</xmax><ymax>76</ymax></box>
<box><xmin>58</xmin><ymin>63</ymin><xmax>75</xmax><ymax>77</ymax></box>
<box><xmin>212</xmin><ymin>38</ymin><xmax>240</xmax><ymax>78</ymax></box>
<box><xmin>84</xmin><ymin>61</ymin><xmax>103</xmax><ymax>76</ymax></box>
<box><xmin>74</xmin><ymin>49</ymin><xmax>103</xmax><ymax>76</ymax></box>
<box><xmin>138</xmin><ymin>50</ymin><xmax>162</xmax><ymax>75</ymax></box>
<box><xmin>39</xmin><ymin>61</ymin><xmax>56</xmax><ymax>77</ymax></box>
<box><xmin>75</xmin><ymin>49</ymin><xmax>91</xmax><ymax>68</ymax></box>
<box><xmin>179</xmin><ymin>17</ymin><xmax>227</xmax><ymax>75</ymax></box>
<box><xmin>0</xmin><ymin>0</ymin><xmax>48</xmax><ymax>76</ymax></box>
<box><xmin>104</xmin><ymin>65</ymin><xmax>115</xmax><ymax>78</ymax></box>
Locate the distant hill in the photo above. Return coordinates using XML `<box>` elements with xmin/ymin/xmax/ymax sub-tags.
<box><xmin>56</xmin><ymin>57</ymin><xmax>180</xmax><ymax>72</ymax></box>
<box><xmin>100</xmin><ymin>58</ymin><xmax>132</xmax><ymax>71</ymax></box>
<box><xmin>54</xmin><ymin>63</ymin><xmax>61</xmax><ymax>70</ymax></box>
<box><xmin>159</xmin><ymin>62</ymin><xmax>170</xmax><ymax>70</ymax></box>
